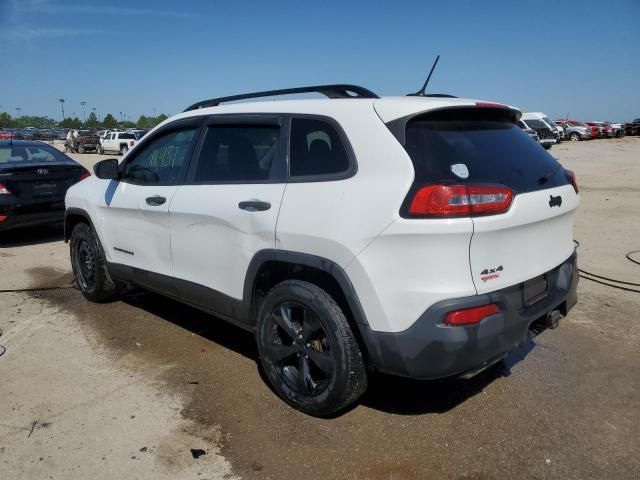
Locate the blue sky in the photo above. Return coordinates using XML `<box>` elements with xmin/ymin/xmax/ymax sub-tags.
<box><xmin>1</xmin><ymin>0</ymin><xmax>639</xmax><ymax>122</ymax></box>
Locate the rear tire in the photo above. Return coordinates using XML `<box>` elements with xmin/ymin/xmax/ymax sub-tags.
<box><xmin>70</xmin><ymin>222</ymin><xmax>118</xmax><ymax>303</ymax></box>
<box><xmin>77</xmin><ymin>144</ymin><xmax>85</xmax><ymax>154</ymax></box>
<box><xmin>97</xmin><ymin>145</ymin><xmax>104</xmax><ymax>154</ymax></box>
<box><xmin>120</xmin><ymin>145</ymin><xmax>128</xmax><ymax>156</ymax></box>
<box><xmin>256</xmin><ymin>280</ymin><xmax>368</xmax><ymax>417</ymax></box>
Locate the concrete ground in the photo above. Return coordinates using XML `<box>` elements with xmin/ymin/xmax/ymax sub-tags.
<box><xmin>0</xmin><ymin>138</ymin><xmax>639</xmax><ymax>479</ymax></box>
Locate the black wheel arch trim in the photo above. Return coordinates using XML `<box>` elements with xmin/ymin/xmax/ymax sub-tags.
<box><xmin>242</xmin><ymin>249</ymin><xmax>370</xmax><ymax>328</ymax></box>
<box><xmin>64</xmin><ymin>207</ymin><xmax>98</xmax><ymax>242</ymax></box>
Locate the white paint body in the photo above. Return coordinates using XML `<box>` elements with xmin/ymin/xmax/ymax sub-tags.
<box><xmin>67</xmin><ymin>96</ymin><xmax>579</xmax><ymax>334</ymax></box>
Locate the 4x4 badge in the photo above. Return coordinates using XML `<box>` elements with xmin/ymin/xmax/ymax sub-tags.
<box><xmin>480</xmin><ymin>265</ymin><xmax>503</xmax><ymax>282</ymax></box>
<box><xmin>549</xmin><ymin>195</ymin><xmax>562</xmax><ymax>207</ymax></box>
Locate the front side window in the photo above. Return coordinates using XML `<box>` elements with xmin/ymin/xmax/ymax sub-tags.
<box><xmin>194</xmin><ymin>125</ymin><xmax>280</xmax><ymax>182</ymax></box>
<box><xmin>289</xmin><ymin>118</ymin><xmax>349</xmax><ymax>177</ymax></box>
<box><xmin>122</xmin><ymin>128</ymin><xmax>196</xmax><ymax>184</ymax></box>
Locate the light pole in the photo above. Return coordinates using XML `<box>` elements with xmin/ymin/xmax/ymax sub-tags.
<box><xmin>119</xmin><ymin>111</ymin><xmax>123</xmax><ymax>123</ymax></box>
<box><xmin>58</xmin><ymin>98</ymin><xmax>65</xmax><ymax>121</ymax></box>
<box><xmin>15</xmin><ymin>107</ymin><xmax>21</xmax><ymax>116</ymax></box>
<box><xmin>80</xmin><ymin>101</ymin><xmax>87</xmax><ymax>124</ymax></box>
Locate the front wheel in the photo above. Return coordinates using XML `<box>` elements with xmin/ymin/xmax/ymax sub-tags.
<box><xmin>70</xmin><ymin>222</ymin><xmax>119</xmax><ymax>302</ymax></box>
<box><xmin>256</xmin><ymin>280</ymin><xmax>368</xmax><ymax>417</ymax></box>
<box><xmin>97</xmin><ymin>145</ymin><xmax>104</xmax><ymax>154</ymax></box>
<box><xmin>570</xmin><ymin>132</ymin><xmax>580</xmax><ymax>141</ymax></box>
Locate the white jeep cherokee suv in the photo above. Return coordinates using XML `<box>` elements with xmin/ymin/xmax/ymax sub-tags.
<box><xmin>65</xmin><ymin>85</ymin><xmax>579</xmax><ymax>416</ymax></box>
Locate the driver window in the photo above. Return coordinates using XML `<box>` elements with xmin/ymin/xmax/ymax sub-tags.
<box><xmin>122</xmin><ymin>128</ymin><xmax>197</xmax><ymax>185</ymax></box>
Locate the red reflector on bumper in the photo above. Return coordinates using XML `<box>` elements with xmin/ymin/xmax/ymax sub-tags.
<box><xmin>444</xmin><ymin>304</ymin><xmax>500</xmax><ymax>326</ymax></box>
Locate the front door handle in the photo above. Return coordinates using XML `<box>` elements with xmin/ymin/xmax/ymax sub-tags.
<box><xmin>238</xmin><ymin>200</ymin><xmax>271</xmax><ymax>212</ymax></box>
<box><xmin>146</xmin><ymin>195</ymin><xmax>166</xmax><ymax>206</ymax></box>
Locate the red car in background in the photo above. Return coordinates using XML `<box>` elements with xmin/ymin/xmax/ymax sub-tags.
<box><xmin>586</xmin><ymin>122</ymin><xmax>612</xmax><ymax>138</ymax></box>
<box><xmin>585</xmin><ymin>122</ymin><xmax>604</xmax><ymax>138</ymax></box>
<box><xmin>0</xmin><ymin>131</ymin><xmax>15</xmax><ymax>140</ymax></box>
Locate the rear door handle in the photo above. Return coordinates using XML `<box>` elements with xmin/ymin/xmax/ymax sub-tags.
<box><xmin>146</xmin><ymin>195</ymin><xmax>166</xmax><ymax>206</ymax></box>
<box><xmin>238</xmin><ymin>200</ymin><xmax>271</xmax><ymax>212</ymax></box>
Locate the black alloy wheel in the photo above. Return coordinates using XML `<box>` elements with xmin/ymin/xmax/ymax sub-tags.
<box><xmin>257</xmin><ymin>280</ymin><xmax>367</xmax><ymax>416</ymax></box>
<box><xmin>265</xmin><ymin>300</ymin><xmax>334</xmax><ymax>397</ymax></box>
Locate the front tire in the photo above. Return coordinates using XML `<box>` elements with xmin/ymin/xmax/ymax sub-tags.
<box><xmin>97</xmin><ymin>144</ymin><xmax>104</xmax><ymax>154</ymax></box>
<box><xmin>256</xmin><ymin>280</ymin><xmax>368</xmax><ymax>416</ymax></box>
<box><xmin>70</xmin><ymin>222</ymin><xmax>118</xmax><ymax>302</ymax></box>
<box><xmin>570</xmin><ymin>132</ymin><xmax>580</xmax><ymax>141</ymax></box>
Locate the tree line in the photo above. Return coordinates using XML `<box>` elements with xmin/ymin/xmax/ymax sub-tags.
<box><xmin>0</xmin><ymin>112</ymin><xmax>169</xmax><ymax>130</ymax></box>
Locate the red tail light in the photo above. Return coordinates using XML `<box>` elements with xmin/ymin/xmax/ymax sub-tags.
<box><xmin>408</xmin><ymin>184</ymin><xmax>513</xmax><ymax>217</ymax></box>
<box><xmin>0</xmin><ymin>183</ymin><xmax>11</xmax><ymax>195</ymax></box>
<box><xmin>565</xmin><ymin>169</ymin><xmax>578</xmax><ymax>193</ymax></box>
<box><xmin>444</xmin><ymin>304</ymin><xmax>500</xmax><ymax>326</ymax></box>
<box><xmin>79</xmin><ymin>170</ymin><xmax>91</xmax><ymax>181</ymax></box>
<box><xmin>0</xmin><ymin>214</ymin><xmax>7</xmax><ymax>222</ymax></box>
<box><xmin>129</xmin><ymin>140</ymin><xmax>134</xmax><ymax>147</ymax></box>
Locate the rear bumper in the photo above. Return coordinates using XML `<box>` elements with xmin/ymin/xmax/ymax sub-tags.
<box><xmin>364</xmin><ymin>251</ymin><xmax>578</xmax><ymax>380</ymax></box>
<box><xmin>0</xmin><ymin>197</ymin><xmax>65</xmax><ymax>231</ymax></box>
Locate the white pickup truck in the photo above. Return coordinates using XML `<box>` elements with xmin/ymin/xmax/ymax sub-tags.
<box><xmin>97</xmin><ymin>131</ymin><xmax>137</xmax><ymax>155</ymax></box>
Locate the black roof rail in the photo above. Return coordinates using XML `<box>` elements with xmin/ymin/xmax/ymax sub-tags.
<box><xmin>183</xmin><ymin>84</ymin><xmax>379</xmax><ymax>112</ymax></box>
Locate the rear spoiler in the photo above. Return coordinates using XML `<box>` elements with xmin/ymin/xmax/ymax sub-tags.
<box><xmin>384</xmin><ymin>104</ymin><xmax>521</xmax><ymax>146</ymax></box>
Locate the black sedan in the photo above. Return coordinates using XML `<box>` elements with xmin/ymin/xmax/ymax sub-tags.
<box><xmin>0</xmin><ymin>140</ymin><xmax>90</xmax><ymax>232</ymax></box>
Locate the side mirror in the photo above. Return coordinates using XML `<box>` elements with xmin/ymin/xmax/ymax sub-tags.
<box><xmin>93</xmin><ymin>158</ymin><xmax>119</xmax><ymax>180</ymax></box>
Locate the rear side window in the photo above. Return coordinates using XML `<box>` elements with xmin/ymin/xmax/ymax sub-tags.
<box><xmin>403</xmin><ymin>108</ymin><xmax>567</xmax><ymax>193</ymax></box>
<box><xmin>289</xmin><ymin>118</ymin><xmax>349</xmax><ymax>177</ymax></box>
<box><xmin>119</xmin><ymin>133</ymin><xmax>135</xmax><ymax>139</ymax></box>
<box><xmin>194</xmin><ymin>125</ymin><xmax>280</xmax><ymax>182</ymax></box>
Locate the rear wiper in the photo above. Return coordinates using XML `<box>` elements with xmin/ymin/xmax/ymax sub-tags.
<box><xmin>538</xmin><ymin>167</ymin><xmax>559</xmax><ymax>185</ymax></box>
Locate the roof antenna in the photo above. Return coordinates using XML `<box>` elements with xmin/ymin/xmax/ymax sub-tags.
<box><xmin>409</xmin><ymin>55</ymin><xmax>440</xmax><ymax>97</ymax></box>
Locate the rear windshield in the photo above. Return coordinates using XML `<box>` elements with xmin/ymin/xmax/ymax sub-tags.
<box><xmin>403</xmin><ymin>108</ymin><xmax>567</xmax><ymax>193</ymax></box>
<box><xmin>0</xmin><ymin>145</ymin><xmax>70</xmax><ymax>164</ymax></box>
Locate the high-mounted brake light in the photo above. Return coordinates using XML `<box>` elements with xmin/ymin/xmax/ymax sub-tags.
<box><xmin>475</xmin><ymin>102</ymin><xmax>508</xmax><ymax>109</ymax></box>
<box><xmin>408</xmin><ymin>184</ymin><xmax>513</xmax><ymax>217</ymax></box>
<box><xmin>565</xmin><ymin>169</ymin><xmax>578</xmax><ymax>193</ymax></box>
<box><xmin>0</xmin><ymin>183</ymin><xmax>11</xmax><ymax>195</ymax></box>
<box><xmin>444</xmin><ymin>304</ymin><xmax>500</xmax><ymax>326</ymax></box>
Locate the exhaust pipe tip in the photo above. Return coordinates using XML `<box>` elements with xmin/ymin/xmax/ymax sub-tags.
<box><xmin>546</xmin><ymin>309</ymin><xmax>563</xmax><ymax>329</ymax></box>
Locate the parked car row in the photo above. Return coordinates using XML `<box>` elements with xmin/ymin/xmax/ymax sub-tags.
<box><xmin>513</xmin><ymin>111</ymin><xmax>638</xmax><ymax>149</ymax></box>
<box><xmin>0</xmin><ymin>127</ymin><xmax>69</xmax><ymax>141</ymax></box>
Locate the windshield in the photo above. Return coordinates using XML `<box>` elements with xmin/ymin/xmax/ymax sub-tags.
<box><xmin>0</xmin><ymin>144</ymin><xmax>71</xmax><ymax>164</ymax></box>
<box><xmin>403</xmin><ymin>108</ymin><xmax>567</xmax><ymax>193</ymax></box>
<box><xmin>543</xmin><ymin>117</ymin><xmax>556</xmax><ymax>127</ymax></box>
<box><xmin>525</xmin><ymin>119</ymin><xmax>549</xmax><ymax>130</ymax></box>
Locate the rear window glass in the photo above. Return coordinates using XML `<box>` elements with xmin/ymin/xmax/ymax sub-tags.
<box><xmin>403</xmin><ymin>108</ymin><xmax>567</xmax><ymax>193</ymax></box>
<box><xmin>0</xmin><ymin>145</ymin><xmax>68</xmax><ymax>164</ymax></box>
